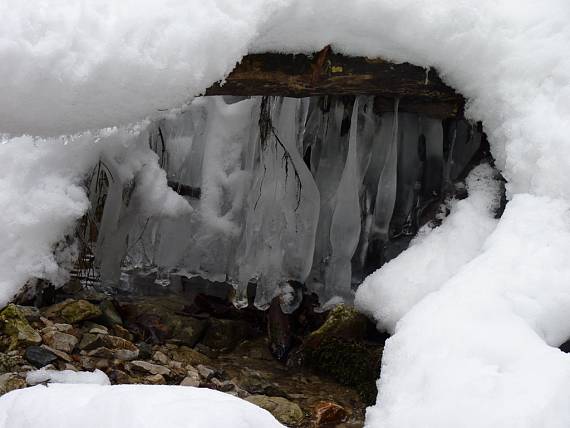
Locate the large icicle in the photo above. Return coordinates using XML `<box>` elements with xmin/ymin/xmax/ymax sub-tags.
<box><xmin>235</xmin><ymin>96</ymin><xmax>319</xmax><ymax>312</ymax></box>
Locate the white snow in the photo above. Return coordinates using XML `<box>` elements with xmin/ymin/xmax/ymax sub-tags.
<box><xmin>0</xmin><ymin>384</ymin><xmax>283</xmax><ymax>428</ymax></box>
<box><xmin>26</xmin><ymin>369</ymin><xmax>110</xmax><ymax>386</ymax></box>
<box><xmin>0</xmin><ymin>0</ymin><xmax>569</xmax><ymax>427</ymax></box>
<box><xmin>356</xmin><ymin>164</ymin><xmax>502</xmax><ymax>333</ymax></box>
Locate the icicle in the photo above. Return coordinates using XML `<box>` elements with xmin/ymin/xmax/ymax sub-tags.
<box><xmin>320</xmin><ymin>97</ymin><xmax>365</xmax><ymax>307</ymax></box>
<box><xmin>234</xmin><ymin>96</ymin><xmax>319</xmax><ymax>312</ymax></box>
<box><xmin>420</xmin><ymin>116</ymin><xmax>444</xmax><ymax>200</ymax></box>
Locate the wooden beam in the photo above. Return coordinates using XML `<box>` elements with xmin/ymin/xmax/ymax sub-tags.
<box><xmin>205</xmin><ymin>48</ymin><xmax>464</xmax><ymax>118</ymax></box>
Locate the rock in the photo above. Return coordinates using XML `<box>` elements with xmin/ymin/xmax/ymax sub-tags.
<box><xmin>120</xmin><ymin>298</ymin><xmax>207</xmax><ymax>346</ymax></box>
<box><xmin>41</xmin><ymin>345</ymin><xmax>72</xmax><ymax>362</ymax></box>
<box><xmin>15</xmin><ymin>305</ymin><xmax>41</xmax><ymax>322</ymax></box>
<box><xmin>152</xmin><ymin>351</ymin><xmax>169</xmax><ymax>365</ymax></box>
<box><xmin>111</xmin><ymin>325</ymin><xmax>133</xmax><ymax>341</ymax></box>
<box><xmin>41</xmin><ymin>330</ymin><xmax>78</xmax><ymax>353</ymax></box>
<box><xmin>78</xmin><ymin>333</ymin><xmax>99</xmax><ymax>350</ymax></box>
<box><xmin>25</xmin><ymin>346</ymin><xmax>57</xmax><ymax>368</ymax></box>
<box><xmin>313</xmin><ymin>402</ymin><xmax>348</xmax><ymax>426</ymax></box>
<box><xmin>78</xmin><ymin>334</ymin><xmax>138</xmax><ymax>361</ymax></box>
<box><xmin>304</xmin><ymin>305</ymin><xmax>368</xmax><ymax>349</ymax></box>
<box><xmin>99</xmin><ymin>300</ymin><xmax>123</xmax><ymax>326</ymax></box>
<box><xmin>0</xmin><ymin>373</ymin><xmax>26</xmax><ymax>396</ymax></box>
<box><xmin>83</xmin><ymin>322</ymin><xmax>109</xmax><ymax>335</ymax></box>
<box><xmin>196</xmin><ymin>364</ymin><xmax>215</xmax><ymax>381</ymax></box>
<box><xmin>108</xmin><ymin>369</ymin><xmax>132</xmax><ymax>384</ymax></box>
<box><xmin>78</xmin><ymin>356</ymin><xmax>109</xmax><ymax>370</ymax></box>
<box><xmin>128</xmin><ymin>360</ymin><xmax>171</xmax><ymax>376</ymax></box>
<box><xmin>60</xmin><ymin>300</ymin><xmax>102</xmax><ymax>324</ymax></box>
<box><xmin>144</xmin><ymin>374</ymin><xmax>166</xmax><ymax>385</ymax></box>
<box><xmin>0</xmin><ymin>304</ymin><xmax>42</xmax><ymax>350</ymax></box>
<box><xmin>0</xmin><ymin>352</ymin><xmax>25</xmax><ymax>373</ymax></box>
<box><xmin>245</xmin><ymin>395</ymin><xmax>304</xmax><ymax>426</ymax></box>
<box><xmin>302</xmin><ymin>305</ymin><xmax>381</xmax><ymax>404</ymax></box>
<box><xmin>201</xmin><ymin>318</ymin><xmax>251</xmax><ymax>352</ymax></box>
<box><xmin>180</xmin><ymin>372</ymin><xmax>200</xmax><ymax>387</ymax></box>
<box><xmin>136</xmin><ymin>342</ymin><xmax>153</xmax><ymax>360</ymax></box>
<box><xmin>87</xmin><ymin>347</ymin><xmax>115</xmax><ymax>359</ymax></box>
<box><xmin>238</xmin><ymin>368</ymin><xmax>287</xmax><ymax>398</ymax></box>
<box><xmin>52</xmin><ymin>323</ymin><xmax>74</xmax><ymax>333</ymax></box>
<box><xmin>169</xmin><ymin>346</ymin><xmax>211</xmax><ymax>367</ymax></box>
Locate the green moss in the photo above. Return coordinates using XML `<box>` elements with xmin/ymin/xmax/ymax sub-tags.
<box><xmin>304</xmin><ymin>337</ymin><xmax>382</xmax><ymax>404</ymax></box>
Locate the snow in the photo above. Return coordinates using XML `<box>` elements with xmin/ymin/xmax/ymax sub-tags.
<box><xmin>0</xmin><ymin>384</ymin><xmax>283</xmax><ymax>428</ymax></box>
<box><xmin>26</xmin><ymin>369</ymin><xmax>110</xmax><ymax>386</ymax></box>
<box><xmin>0</xmin><ymin>0</ymin><xmax>569</xmax><ymax>427</ymax></box>
<box><xmin>0</xmin><ymin>127</ymin><xmax>189</xmax><ymax>304</ymax></box>
<box><xmin>362</xmin><ymin>195</ymin><xmax>570</xmax><ymax>428</ymax></box>
<box><xmin>355</xmin><ymin>164</ymin><xmax>502</xmax><ymax>333</ymax></box>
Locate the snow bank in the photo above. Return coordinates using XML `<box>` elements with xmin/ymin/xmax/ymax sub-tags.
<box><xmin>1</xmin><ymin>1</ymin><xmax>570</xmax><ymax>427</ymax></box>
<box><xmin>364</xmin><ymin>194</ymin><xmax>570</xmax><ymax>428</ymax></box>
<box><xmin>0</xmin><ymin>384</ymin><xmax>283</xmax><ymax>428</ymax></box>
<box><xmin>356</xmin><ymin>164</ymin><xmax>502</xmax><ymax>333</ymax></box>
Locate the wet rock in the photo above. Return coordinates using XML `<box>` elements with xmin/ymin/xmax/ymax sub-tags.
<box><xmin>238</xmin><ymin>368</ymin><xmax>287</xmax><ymax>398</ymax></box>
<box><xmin>304</xmin><ymin>305</ymin><xmax>368</xmax><ymax>349</ymax></box>
<box><xmin>128</xmin><ymin>360</ymin><xmax>171</xmax><ymax>377</ymax></box>
<box><xmin>120</xmin><ymin>298</ymin><xmax>207</xmax><ymax>346</ymax></box>
<box><xmin>302</xmin><ymin>305</ymin><xmax>381</xmax><ymax>404</ymax></box>
<box><xmin>41</xmin><ymin>330</ymin><xmax>78</xmax><ymax>353</ymax></box>
<box><xmin>0</xmin><ymin>304</ymin><xmax>42</xmax><ymax>350</ymax></box>
<box><xmin>99</xmin><ymin>300</ymin><xmax>123</xmax><ymax>326</ymax></box>
<box><xmin>313</xmin><ymin>401</ymin><xmax>348</xmax><ymax>426</ymax></box>
<box><xmin>0</xmin><ymin>373</ymin><xmax>26</xmax><ymax>396</ymax></box>
<box><xmin>201</xmin><ymin>318</ymin><xmax>251</xmax><ymax>352</ymax></box>
<box><xmin>245</xmin><ymin>395</ymin><xmax>304</xmax><ymax>426</ymax></box>
<box><xmin>25</xmin><ymin>346</ymin><xmax>57</xmax><ymax>368</ymax></box>
<box><xmin>60</xmin><ymin>300</ymin><xmax>102</xmax><ymax>324</ymax></box>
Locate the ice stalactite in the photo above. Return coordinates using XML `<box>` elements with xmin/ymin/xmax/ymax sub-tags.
<box><xmin>88</xmin><ymin>95</ymin><xmax>485</xmax><ymax>310</ymax></box>
<box><xmin>235</xmin><ymin>96</ymin><xmax>319</xmax><ymax>312</ymax></box>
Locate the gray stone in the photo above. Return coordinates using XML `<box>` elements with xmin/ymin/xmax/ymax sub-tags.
<box><xmin>129</xmin><ymin>360</ymin><xmax>171</xmax><ymax>376</ymax></box>
<box><xmin>25</xmin><ymin>346</ymin><xmax>57</xmax><ymax>368</ymax></box>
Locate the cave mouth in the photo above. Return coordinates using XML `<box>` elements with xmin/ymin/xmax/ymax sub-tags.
<box><xmin>67</xmin><ymin>49</ymin><xmax>494</xmax><ymax>316</ymax></box>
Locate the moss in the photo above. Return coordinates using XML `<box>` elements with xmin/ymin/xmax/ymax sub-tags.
<box><xmin>304</xmin><ymin>337</ymin><xmax>382</xmax><ymax>404</ymax></box>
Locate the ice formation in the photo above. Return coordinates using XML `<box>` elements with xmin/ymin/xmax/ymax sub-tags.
<box><xmin>89</xmin><ymin>95</ymin><xmax>480</xmax><ymax>312</ymax></box>
<box><xmin>1</xmin><ymin>1</ymin><xmax>570</xmax><ymax>427</ymax></box>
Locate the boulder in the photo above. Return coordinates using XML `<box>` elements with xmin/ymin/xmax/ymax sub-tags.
<box><xmin>245</xmin><ymin>395</ymin><xmax>304</xmax><ymax>426</ymax></box>
<box><xmin>0</xmin><ymin>304</ymin><xmax>42</xmax><ymax>350</ymax></box>
<box><xmin>60</xmin><ymin>300</ymin><xmax>102</xmax><ymax>323</ymax></box>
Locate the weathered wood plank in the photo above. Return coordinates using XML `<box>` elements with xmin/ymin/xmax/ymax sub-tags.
<box><xmin>205</xmin><ymin>47</ymin><xmax>464</xmax><ymax>118</ymax></box>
